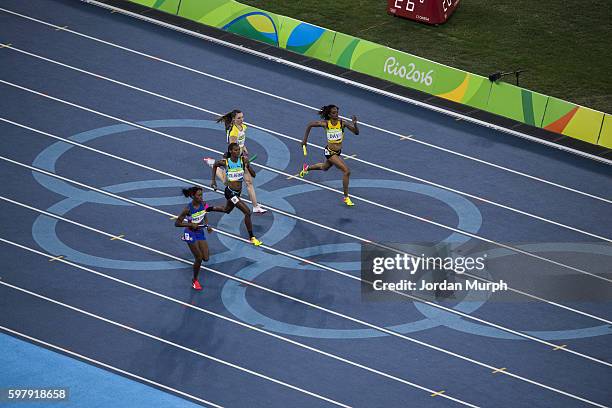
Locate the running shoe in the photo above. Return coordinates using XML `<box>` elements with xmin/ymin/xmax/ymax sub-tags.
<box><xmin>343</xmin><ymin>196</ymin><xmax>355</xmax><ymax>206</ymax></box>
<box><xmin>250</xmin><ymin>237</ymin><xmax>263</xmax><ymax>246</ymax></box>
<box><xmin>203</xmin><ymin>157</ymin><xmax>215</xmax><ymax>168</ymax></box>
<box><xmin>192</xmin><ymin>279</ymin><xmax>203</xmax><ymax>291</ymax></box>
<box><xmin>253</xmin><ymin>205</ymin><xmax>268</xmax><ymax>214</ymax></box>
<box><xmin>299</xmin><ymin>164</ymin><xmax>309</xmax><ymax>178</ymax></box>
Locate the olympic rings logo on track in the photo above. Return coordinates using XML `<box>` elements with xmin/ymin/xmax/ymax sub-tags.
<box><xmin>31</xmin><ymin>119</ymin><xmax>612</xmax><ymax>341</ymax></box>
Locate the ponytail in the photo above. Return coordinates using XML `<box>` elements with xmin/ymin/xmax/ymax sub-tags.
<box><xmin>216</xmin><ymin>109</ymin><xmax>242</xmax><ymax>130</ymax></box>
<box><xmin>318</xmin><ymin>104</ymin><xmax>339</xmax><ymax>120</ymax></box>
<box><xmin>182</xmin><ymin>186</ymin><xmax>202</xmax><ymax>198</ymax></box>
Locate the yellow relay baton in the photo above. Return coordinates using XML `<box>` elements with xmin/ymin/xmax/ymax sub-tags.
<box><xmin>302</xmin><ymin>145</ymin><xmax>307</xmax><ymax>156</ymax></box>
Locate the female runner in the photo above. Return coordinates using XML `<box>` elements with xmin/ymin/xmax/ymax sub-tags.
<box><xmin>175</xmin><ymin>186</ymin><xmax>213</xmax><ymax>290</ymax></box>
<box><xmin>205</xmin><ymin>109</ymin><xmax>267</xmax><ymax>213</ymax></box>
<box><xmin>209</xmin><ymin>142</ymin><xmax>263</xmax><ymax>246</ymax></box>
<box><xmin>300</xmin><ymin>105</ymin><xmax>359</xmax><ymax>206</ymax></box>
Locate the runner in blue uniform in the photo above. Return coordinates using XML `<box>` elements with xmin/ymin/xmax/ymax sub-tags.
<box><xmin>204</xmin><ymin>109</ymin><xmax>267</xmax><ymax>214</ymax></box>
<box><xmin>209</xmin><ymin>143</ymin><xmax>263</xmax><ymax>246</ymax></box>
<box><xmin>175</xmin><ymin>186</ymin><xmax>213</xmax><ymax>290</ymax></box>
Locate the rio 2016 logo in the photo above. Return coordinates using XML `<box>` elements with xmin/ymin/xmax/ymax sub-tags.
<box><xmin>383</xmin><ymin>56</ymin><xmax>434</xmax><ymax>87</ymax></box>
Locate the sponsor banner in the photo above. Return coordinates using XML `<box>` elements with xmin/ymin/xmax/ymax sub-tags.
<box><xmin>277</xmin><ymin>16</ymin><xmax>336</xmax><ymax>61</ymax></box>
<box><xmin>487</xmin><ymin>82</ymin><xmax>548</xmax><ymax>126</ymax></box>
<box><xmin>597</xmin><ymin>114</ymin><xmax>612</xmax><ymax>149</ymax></box>
<box><xmin>177</xmin><ymin>0</ymin><xmax>236</xmax><ymax>27</ymax></box>
<box><xmin>221</xmin><ymin>2</ymin><xmax>282</xmax><ymax>46</ymax></box>
<box><xmin>542</xmin><ymin>97</ymin><xmax>605</xmax><ymax>144</ymax></box>
<box><xmin>329</xmin><ymin>33</ymin><xmax>491</xmax><ymax>109</ymax></box>
<box><xmin>435</xmin><ymin>71</ymin><xmax>491</xmax><ymax>111</ymax></box>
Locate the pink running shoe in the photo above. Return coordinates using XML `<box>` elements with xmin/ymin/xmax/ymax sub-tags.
<box><xmin>192</xmin><ymin>279</ymin><xmax>203</xmax><ymax>291</ymax></box>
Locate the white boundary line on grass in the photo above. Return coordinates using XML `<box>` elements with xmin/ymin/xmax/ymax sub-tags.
<box><xmin>1</xmin><ymin>83</ymin><xmax>609</xmax><ymax>284</ymax></box>
<box><xmin>0</xmin><ymin>238</ymin><xmax>476</xmax><ymax>406</ymax></box>
<box><xmin>0</xmin><ymin>281</ymin><xmax>352</xmax><ymax>408</ymax></box>
<box><xmin>1</xmin><ymin>195</ymin><xmax>611</xmax><ymax>407</ymax></box>
<box><xmin>2</xmin><ymin>44</ymin><xmax>609</xmax><ymax>243</ymax></box>
<box><xmin>0</xmin><ymin>325</ymin><xmax>224</xmax><ymax>408</ymax></box>
<box><xmin>3</xmin><ymin>154</ymin><xmax>611</xmax><ymax>330</ymax></box>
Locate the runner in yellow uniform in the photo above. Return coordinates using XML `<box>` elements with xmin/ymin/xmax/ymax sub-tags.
<box><xmin>300</xmin><ymin>105</ymin><xmax>359</xmax><ymax>206</ymax></box>
<box><xmin>205</xmin><ymin>109</ymin><xmax>267</xmax><ymax>214</ymax></box>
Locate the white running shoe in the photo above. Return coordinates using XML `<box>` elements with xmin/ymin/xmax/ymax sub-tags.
<box><xmin>253</xmin><ymin>205</ymin><xmax>267</xmax><ymax>214</ymax></box>
<box><xmin>203</xmin><ymin>157</ymin><xmax>215</xmax><ymax>168</ymax></box>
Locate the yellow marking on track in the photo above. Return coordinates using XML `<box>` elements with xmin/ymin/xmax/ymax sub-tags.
<box><xmin>48</xmin><ymin>255</ymin><xmax>65</xmax><ymax>262</ymax></box>
<box><xmin>399</xmin><ymin>135</ymin><xmax>413</xmax><ymax>140</ymax></box>
<box><xmin>553</xmin><ymin>344</ymin><xmax>567</xmax><ymax>350</ymax></box>
<box><xmin>430</xmin><ymin>390</ymin><xmax>445</xmax><ymax>397</ymax></box>
<box><xmin>492</xmin><ymin>367</ymin><xmax>507</xmax><ymax>374</ymax></box>
<box><xmin>110</xmin><ymin>234</ymin><xmax>125</xmax><ymax>241</ymax></box>
<box><xmin>54</xmin><ymin>26</ymin><xmax>69</xmax><ymax>31</ymax></box>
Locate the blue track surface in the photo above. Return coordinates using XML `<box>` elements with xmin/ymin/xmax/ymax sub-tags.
<box><xmin>0</xmin><ymin>1</ymin><xmax>611</xmax><ymax>407</ymax></box>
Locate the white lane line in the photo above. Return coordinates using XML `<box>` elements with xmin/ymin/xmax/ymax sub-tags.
<box><xmin>0</xmin><ymin>326</ymin><xmax>224</xmax><ymax>408</ymax></box>
<box><xmin>3</xmin><ymin>153</ymin><xmax>611</xmax><ymax>331</ymax></box>
<box><xmin>0</xmin><ymin>2</ymin><xmax>612</xmax><ymax>188</ymax></box>
<box><xmin>0</xmin><ymin>281</ymin><xmax>352</xmax><ymax>408</ymax></box>
<box><xmin>3</xmin><ymin>120</ymin><xmax>612</xmax><ymax>328</ymax></box>
<box><xmin>84</xmin><ymin>0</ymin><xmax>612</xmax><ymax>165</ymax></box>
<box><xmin>1</xmin><ymin>83</ymin><xmax>609</xmax><ymax>284</ymax></box>
<box><xmin>0</xmin><ymin>117</ymin><xmax>383</xmax><ymax>248</ymax></box>
<box><xmin>3</xmin><ymin>44</ymin><xmax>610</xmax><ymax>244</ymax></box>
<box><xmin>2</xmin><ymin>5</ymin><xmax>611</xmax><ymax>195</ymax></box>
<box><xmin>0</xmin><ymin>238</ymin><xmax>478</xmax><ymax>407</ymax></box>
<box><xmin>2</xmin><ymin>197</ymin><xmax>612</xmax><ymax>400</ymax></box>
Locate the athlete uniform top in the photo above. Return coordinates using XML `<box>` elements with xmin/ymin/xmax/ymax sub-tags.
<box><xmin>325</xmin><ymin>120</ymin><xmax>344</xmax><ymax>151</ymax></box>
<box><xmin>186</xmin><ymin>202</ymin><xmax>208</xmax><ymax>226</ymax></box>
<box><xmin>226</xmin><ymin>156</ymin><xmax>245</xmax><ymax>183</ymax></box>
<box><xmin>227</xmin><ymin>124</ymin><xmax>247</xmax><ymax>151</ymax></box>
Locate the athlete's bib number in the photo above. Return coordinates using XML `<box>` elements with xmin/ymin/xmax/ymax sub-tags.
<box><xmin>237</xmin><ymin>133</ymin><xmax>246</xmax><ymax>147</ymax></box>
<box><xmin>327</xmin><ymin>129</ymin><xmax>342</xmax><ymax>143</ymax></box>
<box><xmin>227</xmin><ymin>169</ymin><xmax>244</xmax><ymax>182</ymax></box>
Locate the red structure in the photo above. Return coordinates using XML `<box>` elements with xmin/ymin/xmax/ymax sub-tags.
<box><xmin>387</xmin><ymin>0</ymin><xmax>460</xmax><ymax>25</ymax></box>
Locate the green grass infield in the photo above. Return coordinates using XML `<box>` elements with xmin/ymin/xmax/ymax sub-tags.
<box><xmin>241</xmin><ymin>0</ymin><xmax>611</xmax><ymax>114</ymax></box>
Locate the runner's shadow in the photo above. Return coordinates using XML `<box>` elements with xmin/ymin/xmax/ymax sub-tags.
<box><xmin>337</xmin><ymin>217</ymin><xmax>353</xmax><ymax>226</ymax></box>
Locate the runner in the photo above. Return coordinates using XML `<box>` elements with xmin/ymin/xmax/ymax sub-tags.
<box><xmin>300</xmin><ymin>105</ymin><xmax>359</xmax><ymax>206</ymax></box>
<box><xmin>175</xmin><ymin>186</ymin><xmax>213</xmax><ymax>290</ymax></box>
<box><xmin>209</xmin><ymin>142</ymin><xmax>263</xmax><ymax>246</ymax></box>
<box><xmin>204</xmin><ymin>109</ymin><xmax>267</xmax><ymax>213</ymax></box>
